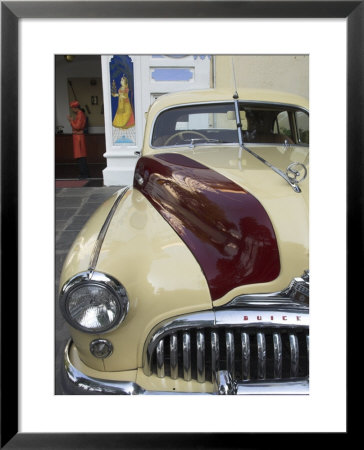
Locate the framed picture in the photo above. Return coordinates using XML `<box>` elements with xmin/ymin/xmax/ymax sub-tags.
<box><xmin>1</xmin><ymin>1</ymin><xmax>358</xmax><ymax>447</ymax></box>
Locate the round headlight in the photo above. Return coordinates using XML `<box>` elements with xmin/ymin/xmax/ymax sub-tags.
<box><xmin>60</xmin><ymin>271</ymin><xmax>129</xmax><ymax>333</ymax></box>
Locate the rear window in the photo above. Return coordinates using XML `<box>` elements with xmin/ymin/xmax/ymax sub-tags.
<box><xmin>151</xmin><ymin>102</ymin><xmax>309</xmax><ymax>147</ymax></box>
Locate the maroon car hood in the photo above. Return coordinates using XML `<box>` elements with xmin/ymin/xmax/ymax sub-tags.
<box><xmin>134</xmin><ymin>153</ymin><xmax>280</xmax><ymax>301</ymax></box>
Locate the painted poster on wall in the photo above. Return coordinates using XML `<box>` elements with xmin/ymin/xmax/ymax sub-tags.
<box><xmin>110</xmin><ymin>55</ymin><xmax>136</xmax><ymax>146</ymax></box>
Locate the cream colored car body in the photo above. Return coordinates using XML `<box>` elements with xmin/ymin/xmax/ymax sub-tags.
<box><xmin>59</xmin><ymin>88</ymin><xmax>309</xmax><ymax>393</ymax></box>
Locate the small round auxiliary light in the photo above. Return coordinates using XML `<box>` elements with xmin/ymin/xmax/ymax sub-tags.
<box><xmin>90</xmin><ymin>339</ymin><xmax>113</xmax><ymax>359</ymax></box>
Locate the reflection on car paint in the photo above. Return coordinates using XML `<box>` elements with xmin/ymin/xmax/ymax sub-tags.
<box><xmin>134</xmin><ymin>152</ymin><xmax>280</xmax><ymax>300</ymax></box>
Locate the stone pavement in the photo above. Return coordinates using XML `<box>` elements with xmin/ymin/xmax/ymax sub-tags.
<box><xmin>55</xmin><ymin>185</ymin><xmax>124</xmax><ymax>394</ymax></box>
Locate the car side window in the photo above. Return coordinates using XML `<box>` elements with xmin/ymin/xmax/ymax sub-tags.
<box><xmin>274</xmin><ymin>111</ymin><xmax>292</xmax><ymax>139</ymax></box>
<box><xmin>295</xmin><ymin>111</ymin><xmax>309</xmax><ymax>144</ymax></box>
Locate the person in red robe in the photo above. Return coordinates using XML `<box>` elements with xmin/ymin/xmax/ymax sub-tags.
<box><xmin>67</xmin><ymin>100</ymin><xmax>90</xmax><ymax>179</ymax></box>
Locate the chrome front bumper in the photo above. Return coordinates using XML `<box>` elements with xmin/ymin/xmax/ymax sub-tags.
<box><xmin>62</xmin><ymin>340</ymin><xmax>309</xmax><ymax>395</ymax></box>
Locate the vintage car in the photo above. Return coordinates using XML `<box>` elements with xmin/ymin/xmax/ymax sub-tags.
<box><xmin>59</xmin><ymin>87</ymin><xmax>309</xmax><ymax>395</ymax></box>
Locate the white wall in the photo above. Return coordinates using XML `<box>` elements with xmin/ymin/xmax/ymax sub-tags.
<box><xmin>55</xmin><ymin>55</ymin><xmax>105</xmax><ymax>134</ymax></box>
<box><xmin>215</xmin><ymin>55</ymin><xmax>309</xmax><ymax>98</ymax></box>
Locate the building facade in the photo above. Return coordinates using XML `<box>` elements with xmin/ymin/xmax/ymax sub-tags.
<box><xmin>55</xmin><ymin>54</ymin><xmax>308</xmax><ymax>186</ymax></box>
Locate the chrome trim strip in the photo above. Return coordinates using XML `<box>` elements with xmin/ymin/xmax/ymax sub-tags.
<box><xmin>89</xmin><ymin>187</ymin><xmax>129</xmax><ymax>271</ymax></box>
<box><xmin>196</xmin><ymin>331</ymin><xmax>206</xmax><ymax>383</ymax></box>
<box><xmin>64</xmin><ymin>340</ymin><xmax>308</xmax><ymax>395</ymax></box>
<box><xmin>235</xmin><ymin>379</ymin><xmax>309</xmax><ymax>395</ymax></box>
<box><xmin>257</xmin><ymin>332</ymin><xmax>267</xmax><ymax>380</ymax></box>
<box><xmin>226</xmin><ymin>271</ymin><xmax>309</xmax><ymax>309</ymax></box>
<box><xmin>64</xmin><ymin>340</ymin><xmax>145</xmax><ymax>395</ymax></box>
<box><xmin>226</xmin><ymin>331</ymin><xmax>235</xmax><ymax>379</ymax></box>
<box><xmin>63</xmin><ymin>340</ymin><xmax>207</xmax><ymax>395</ymax></box>
<box><xmin>241</xmin><ymin>332</ymin><xmax>250</xmax><ymax>380</ymax></box>
<box><xmin>247</xmin><ymin>142</ymin><xmax>309</xmax><ymax>148</ymax></box>
<box><xmin>224</xmin><ymin>298</ymin><xmax>308</xmax><ymax>310</ymax></box>
<box><xmin>290</xmin><ymin>334</ymin><xmax>299</xmax><ymax>377</ymax></box>
<box><xmin>151</xmin><ymin>142</ymin><xmax>239</xmax><ymax>151</ymax></box>
<box><xmin>273</xmin><ymin>333</ymin><xmax>283</xmax><ymax>379</ymax></box>
<box><xmin>211</xmin><ymin>331</ymin><xmax>219</xmax><ymax>383</ymax></box>
<box><xmin>170</xmin><ymin>334</ymin><xmax>178</xmax><ymax>380</ymax></box>
<box><xmin>183</xmin><ymin>332</ymin><xmax>191</xmax><ymax>381</ymax></box>
<box><xmin>156</xmin><ymin>339</ymin><xmax>165</xmax><ymax>378</ymax></box>
<box><xmin>143</xmin><ymin>308</ymin><xmax>308</xmax><ymax>376</ymax></box>
<box><xmin>215</xmin><ymin>309</ymin><xmax>309</xmax><ymax>327</ymax></box>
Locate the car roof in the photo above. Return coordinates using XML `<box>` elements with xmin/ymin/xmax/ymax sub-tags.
<box><xmin>148</xmin><ymin>88</ymin><xmax>309</xmax><ymax>115</ymax></box>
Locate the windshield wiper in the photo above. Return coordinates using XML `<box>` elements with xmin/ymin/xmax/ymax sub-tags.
<box><xmin>233</xmin><ymin>92</ymin><xmax>306</xmax><ymax>193</ymax></box>
<box><xmin>242</xmin><ymin>146</ymin><xmax>306</xmax><ymax>193</ymax></box>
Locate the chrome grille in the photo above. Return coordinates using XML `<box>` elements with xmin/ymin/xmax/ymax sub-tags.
<box><xmin>146</xmin><ymin>326</ymin><xmax>309</xmax><ymax>383</ymax></box>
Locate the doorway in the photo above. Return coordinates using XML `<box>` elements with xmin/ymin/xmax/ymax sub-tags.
<box><xmin>55</xmin><ymin>55</ymin><xmax>106</xmax><ymax>181</ymax></box>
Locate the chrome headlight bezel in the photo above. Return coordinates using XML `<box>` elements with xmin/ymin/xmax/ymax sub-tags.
<box><xmin>59</xmin><ymin>271</ymin><xmax>129</xmax><ymax>334</ymax></box>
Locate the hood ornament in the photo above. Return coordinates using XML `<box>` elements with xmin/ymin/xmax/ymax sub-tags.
<box><xmin>286</xmin><ymin>162</ymin><xmax>307</xmax><ymax>185</ymax></box>
<box><xmin>282</xmin><ymin>270</ymin><xmax>309</xmax><ymax>305</ymax></box>
<box><xmin>232</xmin><ymin>92</ymin><xmax>307</xmax><ymax>194</ymax></box>
<box><xmin>227</xmin><ymin>270</ymin><xmax>309</xmax><ymax>308</ymax></box>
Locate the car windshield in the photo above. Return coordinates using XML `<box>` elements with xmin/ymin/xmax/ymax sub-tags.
<box><xmin>151</xmin><ymin>102</ymin><xmax>309</xmax><ymax>147</ymax></box>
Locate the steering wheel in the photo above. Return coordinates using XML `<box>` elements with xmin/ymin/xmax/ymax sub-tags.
<box><xmin>164</xmin><ymin>130</ymin><xmax>208</xmax><ymax>146</ymax></box>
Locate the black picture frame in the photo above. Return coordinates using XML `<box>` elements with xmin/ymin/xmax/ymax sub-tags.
<box><xmin>1</xmin><ymin>1</ymin><xmax>357</xmax><ymax>448</ymax></box>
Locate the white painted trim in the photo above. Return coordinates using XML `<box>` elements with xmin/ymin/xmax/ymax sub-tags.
<box><xmin>101</xmin><ymin>55</ymin><xmax>212</xmax><ymax>186</ymax></box>
<box><xmin>101</xmin><ymin>55</ymin><xmax>142</xmax><ymax>186</ymax></box>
